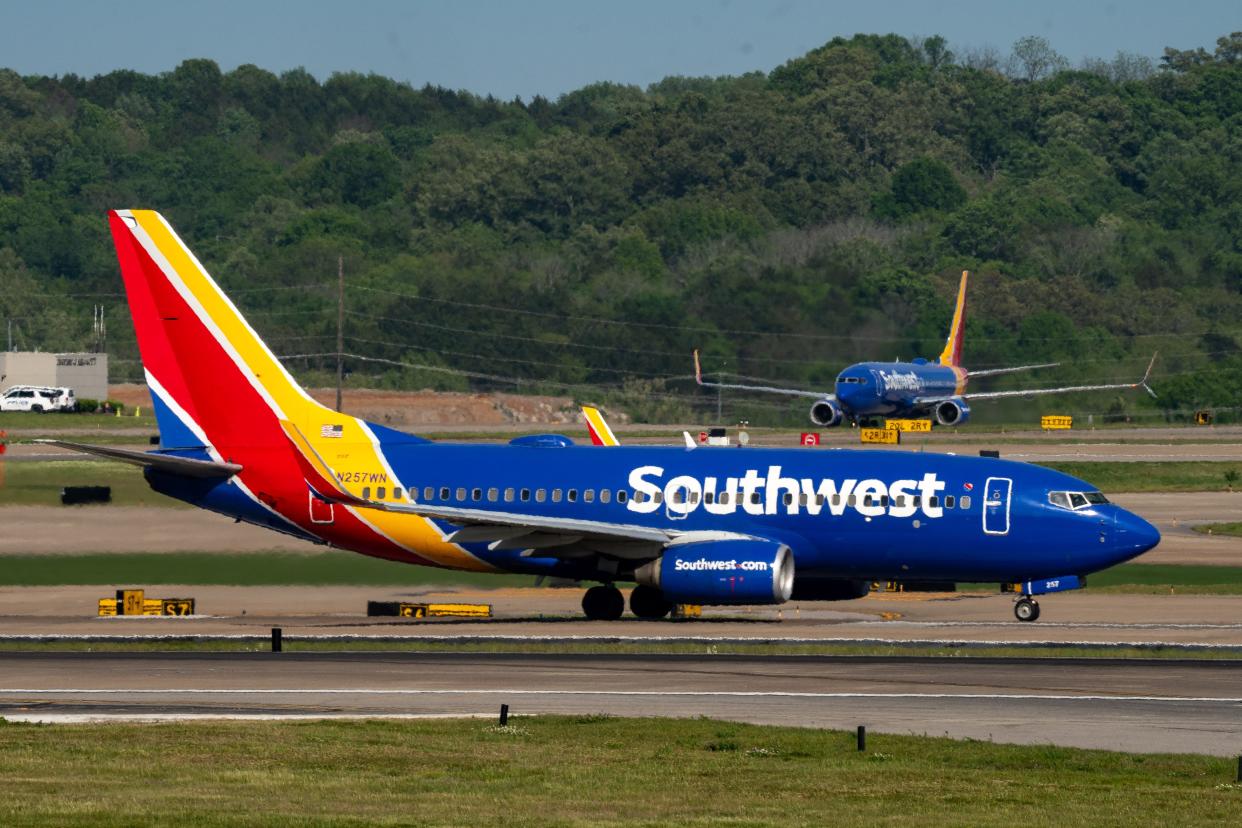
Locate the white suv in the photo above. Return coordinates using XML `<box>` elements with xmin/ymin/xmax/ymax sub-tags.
<box><xmin>0</xmin><ymin>385</ymin><xmax>76</xmax><ymax>412</ymax></box>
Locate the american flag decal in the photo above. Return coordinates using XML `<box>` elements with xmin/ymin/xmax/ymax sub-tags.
<box><xmin>321</xmin><ymin>424</ymin><xmax>344</xmax><ymax>438</ymax></box>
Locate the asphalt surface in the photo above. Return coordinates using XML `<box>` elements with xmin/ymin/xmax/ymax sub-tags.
<box><xmin>0</xmin><ymin>651</ymin><xmax>1238</xmax><ymax>756</ymax></box>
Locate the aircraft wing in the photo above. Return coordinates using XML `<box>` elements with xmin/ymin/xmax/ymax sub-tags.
<box><xmin>694</xmin><ymin>350</ymin><xmax>831</xmax><ymax>400</ymax></box>
<box><xmin>918</xmin><ymin>354</ymin><xmax>1158</xmax><ymax>405</ymax></box>
<box><xmin>35</xmin><ymin>440</ymin><xmax>242</xmax><ymax>478</ymax></box>
<box><xmin>966</xmin><ymin>362</ymin><xmax>1059</xmax><ymax>378</ymax></box>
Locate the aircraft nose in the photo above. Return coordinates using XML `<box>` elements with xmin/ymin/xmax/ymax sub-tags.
<box><xmin>1112</xmin><ymin>508</ymin><xmax>1160</xmax><ymax>560</ymax></box>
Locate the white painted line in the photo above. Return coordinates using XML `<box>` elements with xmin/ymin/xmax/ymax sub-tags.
<box><xmin>1</xmin><ymin>689</ymin><xmax>1240</xmax><ymax>702</ymax></box>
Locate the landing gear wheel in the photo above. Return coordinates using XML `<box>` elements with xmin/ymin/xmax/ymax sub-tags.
<box><xmin>1014</xmin><ymin>597</ymin><xmax>1041</xmax><ymax>622</ymax></box>
<box><xmin>582</xmin><ymin>585</ymin><xmax>625</xmax><ymax>621</ymax></box>
<box><xmin>629</xmin><ymin>584</ymin><xmax>673</xmax><ymax>620</ymax></box>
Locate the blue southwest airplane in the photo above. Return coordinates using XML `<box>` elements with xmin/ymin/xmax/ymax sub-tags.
<box><xmin>46</xmin><ymin>211</ymin><xmax>1160</xmax><ymax>623</ymax></box>
<box><xmin>694</xmin><ymin>271</ymin><xmax>1157</xmax><ymax>428</ymax></box>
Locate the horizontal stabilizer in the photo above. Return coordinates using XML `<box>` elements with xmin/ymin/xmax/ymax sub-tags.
<box><xmin>36</xmin><ymin>440</ymin><xmax>241</xmax><ymax>479</ymax></box>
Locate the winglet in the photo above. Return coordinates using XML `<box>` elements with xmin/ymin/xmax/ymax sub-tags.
<box><xmin>582</xmin><ymin>406</ymin><xmax>620</xmax><ymax>447</ymax></box>
<box><xmin>682</xmin><ymin>431</ymin><xmax>698</xmax><ymax>450</ymax></box>
<box><xmin>693</xmin><ymin>349</ymin><xmax>704</xmax><ymax>385</ymax></box>
<box><xmin>1138</xmin><ymin>351</ymin><xmax>1159</xmax><ymax>399</ymax></box>
<box><xmin>278</xmin><ymin>419</ymin><xmax>367</xmax><ymax>506</ymax></box>
<box><xmin>937</xmin><ymin>271</ymin><xmax>968</xmax><ymax>367</ymax></box>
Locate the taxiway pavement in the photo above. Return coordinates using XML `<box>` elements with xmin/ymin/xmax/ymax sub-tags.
<box><xmin>0</xmin><ymin>652</ymin><xmax>1238</xmax><ymax>756</ymax></box>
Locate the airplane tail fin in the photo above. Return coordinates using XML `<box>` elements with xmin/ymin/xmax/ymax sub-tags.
<box><xmin>107</xmin><ymin>210</ymin><xmax>376</xmax><ymax>460</ymax></box>
<box><xmin>937</xmin><ymin>270</ymin><xmax>968</xmax><ymax>368</ymax></box>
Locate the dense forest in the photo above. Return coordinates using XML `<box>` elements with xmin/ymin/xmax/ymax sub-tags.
<box><xmin>1</xmin><ymin>32</ymin><xmax>1240</xmax><ymax>424</ymax></box>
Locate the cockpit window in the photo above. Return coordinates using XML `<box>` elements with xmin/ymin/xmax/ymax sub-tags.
<box><xmin>1049</xmin><ymin>490</ymin><xmax>1108</xmax><ymax>511</ymax></box>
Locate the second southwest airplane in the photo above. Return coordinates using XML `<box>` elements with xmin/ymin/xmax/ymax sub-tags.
<box><xmin>695</xmin><ymin>271</ymin><xmax>1156</xmax><ymax>428</ymax></box>
<box><xmin>51</xmin><ymin>211</ymin><xmax>1160</xmax><ymax>623</ymax></box>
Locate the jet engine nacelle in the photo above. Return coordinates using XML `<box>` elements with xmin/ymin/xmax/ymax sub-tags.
<box><xmin>634</xmin><ymin>539</ymin><xmax>794</xmax><ymax>605</ymax></box>
<box><xmin>790</xmin><ymin>577</ymin><xmax>871</xmax><ymax>601</ymax></box>
<box><xmin>933</xmin><ymin>398</ymin><xmax>971</xmax><ymax>427</ymax></box>
<box><xmin>809</xmin><ymin>398</ymin><xmax>844</xmax><ymax>427</ymax></box>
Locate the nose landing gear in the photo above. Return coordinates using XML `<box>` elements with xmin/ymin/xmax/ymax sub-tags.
<box><xmin>1014</xmin><ymin>597</ymin><xmax>1041</xmax><ymax>622</ymax></box>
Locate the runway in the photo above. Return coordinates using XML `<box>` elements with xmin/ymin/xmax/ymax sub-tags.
<box><xmin>1</xmin><ymin>651</ymin><xmax>1239</xmax><ymax>756</ymax></box>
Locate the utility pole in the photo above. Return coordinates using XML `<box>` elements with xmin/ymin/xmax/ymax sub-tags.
<box><xmin>335</xmin><ymin>255</ymin><xmax>344</xmax><ymax>413</ymax></box>
<box><xmin>716</xmin><ymin>361</ymin><xmax>723</xmax><ymax>423</ymax></box>
<box><xmin>6</xmin><ymin>318</ymin><xmax>11</xmax><ymax>352</ymax></box>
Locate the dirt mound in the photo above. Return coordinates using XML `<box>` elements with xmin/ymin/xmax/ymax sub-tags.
<box><xmin>108</xmin><ymin>384</ymin><xmax>612</xmax><ymax>428</ymax></box>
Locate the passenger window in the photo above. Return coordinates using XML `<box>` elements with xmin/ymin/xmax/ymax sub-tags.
<box><xmin>377</xmin><ymin>487</ymin><xmax>387</xmax><ymax>500</ymax></box>
<box><xmin>455</xmin><ymin>488</ymin><xmax>466</xmax><ymax>501</ymax></box>
<box><xmin>653</xmin><ymin>491</ymin><xmax>664</xmax><ymax>505</ymax></box>
<box><xmin>960</xmin><ymin>496</ymin><xmax>971</xmax><ymax>510</ymax></box>
<box><xmin>568</xmin><ymin>489</ymin><xmax>578</xmax><ymax>503</ymax></box>
<box><xmin>552</xmin><ymin>489</ymin><xmax>562</xmax><ymax>503</ymax></box>
<box><xmin>521</xmin><ymin>488</ymin><xmax>531</xmax><ymax>502</ymax></box>
<box><xmin>816</xmin><ymin>495</ymin><xmax>825</xmax><ymax>506</ymax></box>
<box><xmin>487</xmin><ymin>488</ymin><xmax>498</xmax><ymax>502</ymax></box>
<box><xmin>863</xmin><ymin>495</ymin><xmax>874</xmax><ymax>508</ymax></box>
<box><xmin>1049</xmin><ymin>492</ymin><xmax>1071</xmax><ymax>509</ymax></box>
<box><xmin>705</xmin><ymin>492</ymin><xmax>715</xmax><ymax>505</ymax></box>
<box><xmin>929</xmin><ymin>496</ymin><xmax>939</xmax><ymax>508</ymax></box>
<box><xmin>880</xmin><ymin>495</ymin><xmax>889</xmax><ymax>508</ymax></box>
<box><xmin>393</xmin><ymin>487</ymin><xmax>403</xmax><ymax>500</ymax></box>
<box><xmin>471</xmin><ymin>488</ymin><xmax>482</xmax><ymax>501</ymax></box>
<box><xmin>847</xmin><ymin>495</ymin><xmax>857</xmax><ymax>507</ymax></box>
<box><xmin>617</xmin><ymin>491</ymin><xmax>627</xmax><ymax>503</ymax></box>
<box><xmin>535</xmin><ymin>489</ymin><xmax>546</xmax><ymax>503</ymax></box>
<box><xmin>672</xmin><ymin>490</ymin><xmax>684</xmax><ymax>505</ymax></box>
<box><xmin>362</xmin><ymin>487</ymin><xmax>371</xmax><ymax>499</ymax></box>
<box><xmin>424</xmin><ymin>487</ymin><xmax>434</xmax><ymax>501</ymax></box>
<box><xmin>719</xmin><ymin>493</ymin><xmax>731</xmax><ymax>505</ymax></box>
<box><xmin>689</xmin><ymin>492</ymin><xmax>699</xmax><ymax>505</ymax></box>
<box><xmin>600</xmin><ymin>490</ymin><xmax>611</xmax><ymax>504</ymax></box>
<box><xmin>583</xmin><ymin>490</ymin><xmax>594</xmax><ymax>503</ymax></box>
<box><xmin>749</xmin><ymin>492</ymin><xmax>760</xmax><ymax>505</ymax></box>
<box><xmin>440</xmin><ymin>487</ymin><xmax>449</xmax><ymax>501</ymax></box>
<box><xmin>782</xmin><ymin>493</ymin><xmax>793</xmax><ymax>506</ymax></box>
<box><xmin>633</xmin><ymin>492</ymin><xmax>645</xmax><ymax>504</ymax></box>
<box><xmin>831</xmin><ymin>495</ymin><xmax>840</xmax><ymax>507</ymax></box>
<box><xmin>893</xmin><ymin>496</ymin><xmax>904</xmax><ymax>508</ymax></box>
<box><xmin>504</xmin><ymin>488</ymin><xmax>515</xmax><ymax>503</ymax></box>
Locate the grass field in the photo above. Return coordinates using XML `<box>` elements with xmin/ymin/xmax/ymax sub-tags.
<box><xmin>1037</xmin><ymin>461</ymin><xmax>1242</xmax><ymax>492</ymax></box>
<box><xmin>0</xmin><ymin>551</ymin><xmax>532</xmax><ymax>587</ymax></box>
<box><xmin>0</xmin><ymin>411</ymin><xmax>157</xmax><ymax>430</ymax></box>
<box><xmin>1194</xmin><ymin>522</ymin><xmax>1242</xmax><ymax>538</ymax></box>
<box><xmin>0</xmin><ymin>460</ymin><xmax>179</xmax><ymax>507</ymax></box>
<box><xmin>0</xmin><ymin>717</ymin><xmax>1237</xmax><ymax>825</ymax></box>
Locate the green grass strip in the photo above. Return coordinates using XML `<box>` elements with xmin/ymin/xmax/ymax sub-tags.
<box><xmin>0</xmin><ymin>551</ymin><xmax>532</xmax><ymax>587</ymax></box>
<box><xmin>0</xmin><ymin>717</ymin><xmax>1237</xmax><ymax>824</ymax></box>
<box><xmin>1037</xmin><ymin>461</ymin><xmax>1242</xmax><ymax>492</ymax></box>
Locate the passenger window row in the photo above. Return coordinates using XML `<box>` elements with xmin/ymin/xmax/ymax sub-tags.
<box><xmin>355</xmin><ymin>484</ymin><xmax>973</xmax><ymax>513</ymax></box>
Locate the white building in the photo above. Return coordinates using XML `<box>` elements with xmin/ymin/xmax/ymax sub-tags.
<box><xmin>0</xmin><ymin>352</ymin><xmax>109</xmax><ymax>400</ymax></box>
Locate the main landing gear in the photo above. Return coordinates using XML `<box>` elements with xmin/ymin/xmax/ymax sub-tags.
<box><xmin>581</xmin><ymin>585</ymin><xmax>625</xmax><ymax>621</ymax></box>
<box><xmin>581</xmin><ymin>584</ymin><xmax>675</xmax><ymax>620</ymax></box>
<box><xmin>1014</xmin><ymin>596</ymin><xmax>1041</xmax><ymax>622</ymax></box>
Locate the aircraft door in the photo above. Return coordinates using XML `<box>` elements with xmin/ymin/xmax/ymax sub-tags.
<box><xmin>664</xmin><ymin>483</ymin><xmax>691</xmax><ymax>521</ymax></box>
<box><xmin>982</xmin><ymin>476</ymin><xmax>1012</xmax><ymax>536</ymax></box>
<box><xmin>309</xmin><ymin>492</ymin><xmax>335</xmax><ymax>524</ymax></box>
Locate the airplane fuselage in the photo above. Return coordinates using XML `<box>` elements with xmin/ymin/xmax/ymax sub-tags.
<box><xmin>834</xmin><ymin>360</ymin><xmax>964</xmax><ymax>418</ymax></box>
<box><xmin>148</xmin><ymin>442</ymin><xmax>1157</xmax><ymax>586</ymax></box>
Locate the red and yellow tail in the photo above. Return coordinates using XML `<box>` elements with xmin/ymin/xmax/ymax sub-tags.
<box><xmin>937</xmin><ymin>270</ymin><xmax>968</xmax><ymax>367</ymax></box>
<box><xmin>108</xmin><ymin>209</ymin><xmax>491</xmax><ymax>571</ymax></box>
